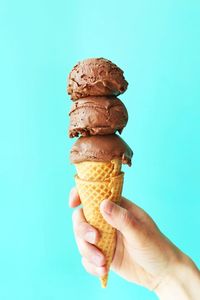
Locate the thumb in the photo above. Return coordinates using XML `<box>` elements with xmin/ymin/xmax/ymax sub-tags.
<box><xmin>100</xmin><ymin>199</ymin><xmax>137</xmax><ymax>238</ymax></box>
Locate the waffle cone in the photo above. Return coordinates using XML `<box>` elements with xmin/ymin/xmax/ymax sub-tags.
<box><xmin>75</xmin><ymin>171</ymin><xmax>124</xmax><ymax>288</ymax></box>
<box><xmin>75</xmin><ymin>159</ymin><xmax>121</xmax><ymax>181</ymax></box>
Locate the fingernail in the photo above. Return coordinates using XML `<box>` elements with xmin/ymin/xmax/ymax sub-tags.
<box><xmin>85</xmin><ymin>231</ymin><xmax>96</xmax><ymax>243</ymax></box>
<box><xmin>92</xmin><ymin>253</ymin><xmax>104</xmax><ymax>266</ymax></box>
<box><xmin>101</xmin><ymin>199</ymin><xmax>114</xmax><ymax>215</ymax></box>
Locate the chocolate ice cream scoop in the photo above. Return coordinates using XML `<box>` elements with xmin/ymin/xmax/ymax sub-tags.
<box><xmin>69</xmin><ymin>96</ymin><xmax>128</xmax><ymax>138</ymax></box>
<box><xmin>67</xmin><ymin>58</ymin><xmax>128</xmax><ymax>100</ymax></box>
<box><xmin>70</xmin><ymin>134</ymin><xmax>133</xmax><ymax>166</ymax></box>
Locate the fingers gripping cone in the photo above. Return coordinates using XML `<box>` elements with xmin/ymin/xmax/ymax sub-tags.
<box><xmin>75</xmin><ymin>160</ymin><xmax>124</xmax><ymax>288</ymax></box>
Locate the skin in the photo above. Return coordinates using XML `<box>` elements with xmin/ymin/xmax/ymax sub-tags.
<box><xmin>69</xmin><ymin>187</ymin><xmax>200</xmax><ymax>298</ymax></box>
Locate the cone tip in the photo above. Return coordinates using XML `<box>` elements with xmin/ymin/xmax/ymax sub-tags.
<box><xmin>100</xmin><ymin>274</ymin><xmax>108</xmax><ymax>288</ymax></box>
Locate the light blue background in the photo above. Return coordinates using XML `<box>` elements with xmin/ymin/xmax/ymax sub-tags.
<box><xmin>0</xmin><ymin>0</ymin><xmax>200</xmax><ymax>299</ymax></box>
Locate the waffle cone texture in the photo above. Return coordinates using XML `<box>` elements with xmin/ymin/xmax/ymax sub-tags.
<box><xmin>75</xmin><ymin>160</ymin><xmax>124</xmax><ymax>288</ymax></box>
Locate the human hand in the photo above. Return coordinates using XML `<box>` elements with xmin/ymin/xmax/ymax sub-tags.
<box><xmin>69</xmin><ymin>188</ymin><xmax>200</xmax><ymax>298</ymax></box>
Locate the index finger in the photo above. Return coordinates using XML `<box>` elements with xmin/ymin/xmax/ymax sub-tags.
<box><xmin>69</xmin><ymin>187</ymin><xmax>81</xmax><ymax>208</ymax></box>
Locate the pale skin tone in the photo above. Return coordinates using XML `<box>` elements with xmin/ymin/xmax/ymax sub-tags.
<box><xmin>69</xmin><ymin>187</ymin><xmax>200</xmax><ymax>299</ymax></box>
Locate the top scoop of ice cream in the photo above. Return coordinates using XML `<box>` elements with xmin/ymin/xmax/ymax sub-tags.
<box><xmin>67</xmin><ymin>58</ymin><xmax>128</xmax><ymax>100</ymax></box>
<box><xmin>70</xmin><ymin>134</ymin><xmax>133</xmax><ymax>166</ymax></box>
<box><xmin>69</xmin><ymin>96</ymin><xmax>128</xmax><ymax>138</ymax></box>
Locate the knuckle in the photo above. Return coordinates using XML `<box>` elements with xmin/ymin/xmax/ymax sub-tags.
<box><xmin>82</xmin><ymin>259</ymin><xmax>90</xmax><ymax>273</ymax></box>
<box><xmin>72</xmin><ymin>209</ymin><xmax>83</xmax><ymax>230</ymax></box>
<box><xmin>77</xmin><ymin>239</ymin><xmax>92</xmax><ymax>260</ymax></box>
<box><xmin>76</xmin><ymin>239</ymin><xmax>86</xmax><ymax>257</ymax></box>
<box><xmin>76</xmin><ymin>222</ymin><xmax>88</xmax><ymax>238</ymax></box>
<box><xmin>120</xmin><ymin>208</ymin><xmax>129</xmax><ymax>224</ymax></box>
<box><xmin>120</xmin><ymin>209</ymin><xmax>134</xmax><ymax>229</ymax></box>
<box><xmin>82</xmin><ymin>258</ymin><xmax>95</xmax><ymax>275</ymax></box>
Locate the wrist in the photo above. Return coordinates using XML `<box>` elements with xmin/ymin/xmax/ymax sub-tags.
<box><xmin>155</xmin><ymin>254</ymin><xmax>200</xmax><ymax>300</ymax></box>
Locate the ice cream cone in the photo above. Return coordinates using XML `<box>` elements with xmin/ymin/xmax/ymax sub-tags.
<box><xmin>75</xmin><ymin>159</ymin><xmax>121</xmax><ymax>181</ymax></box>
<box><xmin>75</xmin><ymin>169</ymin><xmax>124</xmax><ymax>288</ymax></box>
<box><xmin>68</xmin><ymin>59</ymin><xmax>133</xmax><ymax>288</ymax></box>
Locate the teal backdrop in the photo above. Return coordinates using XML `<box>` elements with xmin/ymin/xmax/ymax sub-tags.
<box><xmin>0</xmin><ymin>0</ymin><xmax>200</xmax><ymax>299</ymax></box>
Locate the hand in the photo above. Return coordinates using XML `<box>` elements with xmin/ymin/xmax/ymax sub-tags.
<box><xmin>69</xmin><ymin>188</ymin><xmax>200</xmax><ymax>298</ymax></box>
